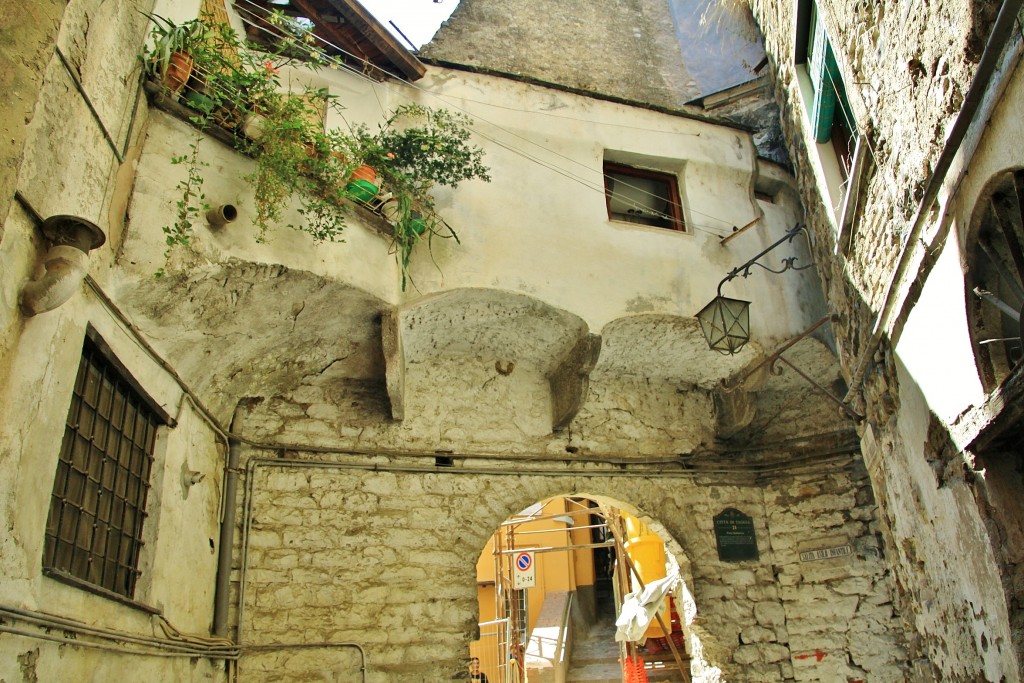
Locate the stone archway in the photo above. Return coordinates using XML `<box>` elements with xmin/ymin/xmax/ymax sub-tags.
<box><xmin>468</xmin><ymin>493</ymin><xmax>720</xmax><ymax>683</ymax></box>
<box><xmin>231</xmin><ymin>430</ymin><xmax>902</xmax><ymax>680</ymax></box>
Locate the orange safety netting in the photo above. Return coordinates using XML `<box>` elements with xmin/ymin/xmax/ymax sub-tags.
<box><xmin>622</xmin><ymin>655</ymin><xmax>649</xmax><ymax>683</ymax></box>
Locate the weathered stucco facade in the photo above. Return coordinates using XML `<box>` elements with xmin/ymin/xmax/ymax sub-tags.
<box><xmin>2</xmin><ymin>0</ymin><xmax>1019</xmax><ymax>681</ymax></box>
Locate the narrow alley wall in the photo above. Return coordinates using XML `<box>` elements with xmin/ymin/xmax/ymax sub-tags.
<box><xmin>748</xmin><ymin>0</ymin><xmax>1024</xmax><ymax>679</ymax></box>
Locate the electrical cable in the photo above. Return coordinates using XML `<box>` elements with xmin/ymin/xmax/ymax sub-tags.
<box><xmin>0</xmin><ymin>606</ymin><xmax>239</xmax><ymax>658</ymax></box>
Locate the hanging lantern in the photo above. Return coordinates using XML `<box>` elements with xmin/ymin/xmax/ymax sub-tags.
<box><xmin>696</xmin><ymin>295</ymin><xmax>751</xmax><ymax>355</ymax></box>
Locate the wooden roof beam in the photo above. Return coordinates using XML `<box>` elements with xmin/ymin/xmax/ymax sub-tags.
<box><xmin>324</xmin><ymin>0</ymin><xmax>426</xmax><ymax>81</ymax></box>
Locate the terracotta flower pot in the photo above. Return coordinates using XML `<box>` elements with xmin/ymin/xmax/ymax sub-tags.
<box><xmin>348</xmin><ymin>164</ymin><xmax>377</xmax><ymax>185</ymax></box>
<box><xmin>163</xmin><ymin>51</ymin><xmax>193</xmax><ymax>95</ymax></box>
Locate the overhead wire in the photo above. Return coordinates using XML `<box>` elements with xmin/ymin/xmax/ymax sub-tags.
<box><xmin>228</xmin><ymin>0</ymin><xmax>761</xmax><ymax>238</ymax></box>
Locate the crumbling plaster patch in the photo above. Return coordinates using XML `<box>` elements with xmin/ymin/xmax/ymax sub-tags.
<box><xmin>855</xmin><ymin>355</ymin><xmax>1018</xmax><ymax>680</ymax></box>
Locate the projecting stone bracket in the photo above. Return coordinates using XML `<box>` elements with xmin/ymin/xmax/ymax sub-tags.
<box><xmin>382</xmin><ymin>310</ymin><xmax>404</xmax><ymax>421</ymax></box>
<box><xmin>548</xmin><ymin>333</ymin><xmax>602</xmax><ymax>432</ymax></box>
<box><xmin>713</xmin><ymin>384</ymin><xmax>757</xmax><ymax>439</ymax></box>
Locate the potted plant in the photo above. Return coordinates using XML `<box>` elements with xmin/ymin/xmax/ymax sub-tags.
<box><xmin>348</xmin><ymin>104</ymin><xmax>490</xmax><ymax>289</ymax></box>
<box><xmin>141</xmin><ymin>14</ymin><xmax>489</xmax><ymax>283</ymax></box>
<box><xmin>140</xmin><ymin>13</ymin><xmax>209</xmax><ymax>95</ymax></box>
<box><xmin>142</xmin><ymin>12</ymin><xmax>357</xmax><ymax>254</ymax></box>
<box><xmin>239</xmin><ymin>86</ymin><xmax>355</xmax><ymax>242</ymax></box>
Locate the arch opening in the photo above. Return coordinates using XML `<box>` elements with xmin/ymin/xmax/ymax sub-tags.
<box><xmin>468</xmin><ymin>494</ymin><xmax>718</xmax><ymax>683</ymax></box>
<box><xmin>967</xmin><ymin>168</ymin><xmax>1024</xmax><ymax>392</ymax></box>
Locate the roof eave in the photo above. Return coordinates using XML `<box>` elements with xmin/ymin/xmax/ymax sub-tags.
<box><xmin>327</xmin><ymin>0</ymin><xmax>426</xmax><ymax>81</ymax></box>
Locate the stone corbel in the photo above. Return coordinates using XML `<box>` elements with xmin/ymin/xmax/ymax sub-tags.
<box><xmin>548</xmin><ymin>333</ymin><xmax>602</xmax><ymax>432</ymax></box>
<box><xmin>714</xmin><ymin>385</ymin><xmax>757</xmax><ymax>439</ymax></box>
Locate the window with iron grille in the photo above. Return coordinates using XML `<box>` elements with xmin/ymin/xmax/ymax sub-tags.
<box><xmin>42</xmin><ymin>332</ymin><xmax>162</xmax><ymax>600</ymax></box>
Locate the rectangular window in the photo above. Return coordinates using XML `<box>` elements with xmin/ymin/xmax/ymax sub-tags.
<box><xmin>604</xmin><ymin>162</ymin><xmax>685</xmax><ymax>231</ymax></box>
<box><xmin>42</xmin><ymin>332</ymin><xmax>163</xmax><ymax>601</ymax></box>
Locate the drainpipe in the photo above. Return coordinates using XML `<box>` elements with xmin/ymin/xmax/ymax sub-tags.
<box><xmin>845</xmin><ymin>0</ymin><xmax>1024</xmax><ymax>400</ymax></box>
<box><xmin>20</xmin><ymin>215</ymin><xmax>106</xmax><ymax>316</ymax></box>
<box><xmin>206</xmin><ymin>204</ymin><xmax>238</xmax><ymax>229</ymax></box>
<box><xmin>213</xmin><ymin>404</ymin><xmax>243</xmax><ymax>637</ymax></box>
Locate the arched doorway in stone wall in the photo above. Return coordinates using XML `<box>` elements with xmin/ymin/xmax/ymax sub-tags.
<box><xmin>468</xmin><ymin>494</ymin><xmax>718</xmax><ymax>683</ymax></box>
<box><xmin>963</xmin><ymin>166</ymin><xmax>1024</xmax><ymax>671</ymax></box>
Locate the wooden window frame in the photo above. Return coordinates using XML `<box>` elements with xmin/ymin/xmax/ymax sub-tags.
<box><xmin>604</xmin><ymin>162</ymin><xmax>686</xmax><ymax>232</ymax></box>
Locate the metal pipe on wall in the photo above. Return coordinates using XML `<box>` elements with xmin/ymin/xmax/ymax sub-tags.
<box><xmin>18</xmin><ymin>212</ymin><xmax>106</xmax><ymax>317</ymax></box>
<box><xmin>214</xmin><ymin>404</ymin><xmax>244</xmax><ymax>637</ymax></box>
<box><xmin>0</xmin><ymin>606</ymin><xmax>238</xmax><ymax>659</ymax></box>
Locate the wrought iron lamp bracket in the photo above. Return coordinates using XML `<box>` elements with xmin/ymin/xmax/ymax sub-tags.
<box><xmin>721</xmin><ymin>315</ymin><xmax>865</xmax><ymax>423</ymax></box>
<box><xmin>715</xmin><ymin>223</ymin><xmax>811</xmax><ymax>297</ymax></box>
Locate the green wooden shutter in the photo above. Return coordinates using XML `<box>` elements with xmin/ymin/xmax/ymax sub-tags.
<box><xmin>808</xmin><ymin>9</ymin><xmax>838</xmax><ymax>144</ymax></box>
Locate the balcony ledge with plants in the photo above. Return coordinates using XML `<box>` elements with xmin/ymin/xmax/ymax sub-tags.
<box><xmin>139</xmin><ymin>11</ymin><xmax>489</xmax><ymax>289</ymax></box>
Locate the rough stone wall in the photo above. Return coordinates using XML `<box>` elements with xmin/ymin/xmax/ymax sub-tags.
<box><xmin>244</xmin><ymin>358</ymin><xmax>719</xmax><ymax>458</ymax></box>
<box><xmin>229</xmin><ymin>437</ymin><xmax>908</xmax><ymax>682</ymax></box>
<box><xmin>229</xmin><ymin>343</ymin><xmax>910</xmax><ymax>682</ymax></box>
<box><xmin>421</xmin><ymin>0</ymin><xmax>702</xmax><ymax>109</ymax></box>
<box><xmin>763</xmin><ymin>464</ymin><xmax>907</xmax><ymax>682</ymax></box>
<box><xmin>747</xmin><ymin>0</ymin><xmax>996</xmax><ymax>316</ymax></box>
<box><xmin>831</xmin><ymin>0</ymin><xmax>995</xmax><ymax>307</ymax></box>
<box><xmin>855</xmin><ymin>353</ymin><xmax>1021</xmax><ymax>680</ymax></box>
<box><xmin>747</xmin><ymin>1</ymin><xmax>1023</xmax><ymax>679</ymax></box>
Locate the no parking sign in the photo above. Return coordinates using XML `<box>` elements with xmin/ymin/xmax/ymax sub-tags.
<box><xmin>513</xmin><ymin>551</ymin><xmax>535</xmax><ymax>589</ymax></box>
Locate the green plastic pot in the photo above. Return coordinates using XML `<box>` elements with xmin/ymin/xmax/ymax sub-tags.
<box><xmin>344</xmin><ymin>179</ymin><xmax>379</xmax><ymax>203</ymax></box>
